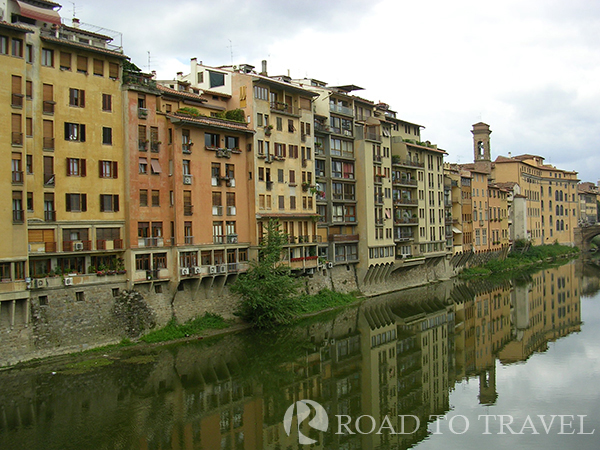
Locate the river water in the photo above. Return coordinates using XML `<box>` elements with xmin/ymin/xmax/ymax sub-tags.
<box><xmin>1</xmin><ymin>260</ymin><xmax>599</xmax><ymax>450</ymax></box>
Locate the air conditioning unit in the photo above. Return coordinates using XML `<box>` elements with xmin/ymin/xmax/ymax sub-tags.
<box><xmin>35</xmin><ymin>278</ymin><xmax>45</xmax><ymax>288</ymax></box>
<box><xmin>183</xmin><ymin>175</ymin><xmax>192</xmax><ymax>185</ymax></box>
<box><xmin>193</xmin><ymin>266</ymin><xmax>202</xmax><ymax>274</ymax></box>
<box><xmin>219</xmin><ymin>264</ymin><xmax>227</xmax><ymax>273</ymax></box>
<box><xmin>181</xmin><ymin>267</ymin><xmax>190</xmax><ymax>276</ymax></box>
<box><xmin>209</xmin><ymin>265</ymin><xmax>217</xmax><ymax>274</ymax></box>
<box><xmin>64</xmin><ymin>277</ymin><xmax>74</xmax><ymax>286</ymax></box>
<box><xmin>326</xmin><ymin>262</ymin><xmax>334</xmax><ymax>269</ymax></box>
<box><xmin>74</xmin><ymin>242</ymin><xmax>84</xmax><ymax>251</ymax></box>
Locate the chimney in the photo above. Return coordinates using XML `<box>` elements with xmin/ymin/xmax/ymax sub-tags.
<box><xmin>151</xmin><ymin>70</ymin><xmax>157</xmax><ymax>79</ymax></box>
<box><xmin>508</xmin><ymin>152</ymin><xmax>512</xmax><ymax>158</ymax></box>
<box><xmin>177</xmin><ymin>71</ymin><xmax>183</xmax><ymax>79</ymax></box>
<box><xmin>261</xmin><ymin>60</ymin><xmax>267</xmax><ymax>76</ymax></box>
<box><xmin>72</xmin><ymin>18</ymin><xmax>80</xmax><ymax>28</ymax></box>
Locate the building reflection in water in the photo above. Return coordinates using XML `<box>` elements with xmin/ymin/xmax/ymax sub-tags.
<box><xmin>0</xmin><ymin>263</ymin><xmax>585</xmax><ymax>450</ymax></box>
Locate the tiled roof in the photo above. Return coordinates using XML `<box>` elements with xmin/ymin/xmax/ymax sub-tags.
<box><xmin>0</xmin><ymin>21</ymin><xmax>34</xmax><ymax>33</ymax></box>
<box><xmin>157</xmin><ymin>84</ymin><xmax>206</xmax><ymax>102</ymax></box>
<box><xmin>406</xmin><ymin>142</ymin><xmax>448</xmax><ymax>155</ymax></box>
<box><xmin>167</xmin><ymin>113</ymin><xmax>252</xmax><ymax>133</ymax></box>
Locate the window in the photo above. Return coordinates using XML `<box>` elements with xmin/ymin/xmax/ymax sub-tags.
<box><xmin>13</xmin><ymin>191</ymin><xmax>24</xmax><ymax>223</ymax></box>
<box><xmin>150</xmin><ymin>158</ymin><xmax>161</xmax><ymax>174</ymax></box>
<box><xmin>254</xmin><ymin>85</ymin><xmax>268</xmax><ymax>100</ymax></box>
<box><xmin>102</xmin><ymin>127</ymin><xmax>112</xmax><ymax>145</ymax></box>
<box><xmin>279</xmin><ymin>196</ymin><xmax>285</xmax><ymax>210</ymax></box>
<box><xmin>64</xmin><ymin>123</ymin><xmax>86</xmax><ymax>141</ymax></box>
<box><xmin>60</xmin><ymin>51</ymin><xmax>71</xmax><ymax>70</ymax></box>
<box><xmin>289</xmin><ymin>170</ymin><xmax>296</xmax><ymax>185</ymax></box>
<box><xmin>93</xmin><ymin>59</ymin><xmax>104</xmax><ymax>76</ymax></box>
<box><xmin>66</xmin><ymin>158</ymin><xmax>86</xmax><ymax>176</ymax></box>
<box><xmin>69</xmin><ymin>88</ymin><xmax>85</xmax><ymax>107</ymax></box>
<box><xmin>42</xmin><ymin>48</ymin><xmax>54</xmax><ymax>67</ymax></box>
<box><xmin>139</xmin><ymin>189</ymin><xmax>148</xmax><ymax>206</ymax></box>
<box><xmin>153</xmin><ymin>253</ymin><xmax>167</xmax><ymax>269</ymax></box>
<box><xmin>135</xmin><ymin>254</ymin><xmax>150</xmax><ymax>271</ymax></box>
<box><xmin>26</xmin><ymin>155</ymin><xmax>33</xmax><ymax>174</ymax></box>
<box><xmin>102</xmin><ymin>94</ymin><xmax>112</xmax><ymax>112</ymax></box>
<box><xmin>205</xmin><ymin>132</ymin><xmax>219</xmax><ymax>147</ymax></box>
<box><xmin>208</xmin><ymin>70</ymin><xmax>225</xmax><ymax>88</ymax></box>
<box><xmin>100</xmin><ymin>194</ymin><xmax>119</xmax><ymax>212</ymax></box>
<box><xmin>0</xmin><ymin>35</ymin><xmax>7</xmax><ymax>54</ymax></box>
<box><xmin>139</xmin><ymin>157</ymin><xmax>148</xmax><ymax>174</ymax></box>
<box><xmin>276</xmin><ymin>117</ymin><xmax>282</xmax><ymax>131</ymax></box>
<box><xmin>77</xmin><ymin>55</ymin><xmax>88</xmax><ymax>73</ymax></box>
<box><xmin>152</xmin><ymin>190</ymin><xmax>160</xmax><ymax>207</ymax></box>
<box><xmin>12</xmin><ymin>38</ymin><xmax>23</xmax><ymax>57</ymax></box>
<box><xmin>99</xmin><ymin>160</ymin><xmax>118</xmax><ymax>178</ymax></box>
<box><xmin>278</xmin><ymin>169</ymin><xmax>284</xmax><ymax>183</ymax></box>
<box><xmin>65</xmin><ymin>193</ymin><xmax>87</xmax><ymax>212</ymax></box>
<box><xmin>288</xmin><ymin>119</ymin><xmax>295</xmax><ymax>132</ymax></box>
<box><xmin>225</xmin><ymin>136</ymin><xmax>239</xmax><ymax>150</ymax></box>
<box><xmin>108</xmin><ymin>62</ymin><xmax>119</xmax><ymax>79</ymax></box>
<box><xmin>290</xmin><ymin>196</ymin><xmax>296</xmax><ymax>210</ymax></box>
<box><xmin>12</xmin><ymin>113</ymin><xmax>22</xmax><ymax>145</ymax></box>
<box><xmin>183</xmin><ymin>160</ymin><xmax>190</xmax><ymax>175</ymax></box>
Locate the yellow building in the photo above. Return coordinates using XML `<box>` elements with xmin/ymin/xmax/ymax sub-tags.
<box><xmin>1</xmin><ymin>3</ymin><xmax>127</xmax><ymax>321</ymax></box>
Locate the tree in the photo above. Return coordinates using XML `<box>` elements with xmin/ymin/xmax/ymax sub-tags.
<box><xmin>231</xmin><ymin>220</ymin><xmax>301</xmax><ymax>328</ymax></box>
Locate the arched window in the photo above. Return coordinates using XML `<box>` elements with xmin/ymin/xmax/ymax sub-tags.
<box><xmin>556</xmin><ymin>220</ymin><xmax>560</xmax><ymax>231</ymax></box>
<box><xmin>561</xmin><ymin>220</ymin><xmax>564</xmax><ymax>231</ymax></box>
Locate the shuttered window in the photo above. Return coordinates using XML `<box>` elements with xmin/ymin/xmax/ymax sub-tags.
<box><xmin>93</xmin><ymin>59</ymin><xmax>104</xmax><ymax>76</ymax></box>
<box><xmin>60</xmin><ymin>51</ymin><xmax>71</xmax><ymax>70</ymax></box>
<box><xmin>77</xmin><ymin>55</ymin><xmax>88</xmax><ymax>73</ymax></box>
<box><xmin>108</xmin><ymin>62</ymin><xmax>119</xmax><ymax>79</ymax></box>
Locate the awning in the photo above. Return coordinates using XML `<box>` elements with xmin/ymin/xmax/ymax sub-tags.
<box><xmin>16</xmin><ymin>1</ymin><xmax>61</xmax><ymax>25</ymax></box>
<box><xmin>150</xmin><ymin>159</ymin><xmax>162</xmax><ymax>173</ymax></box>
<box><xmin>452</xmin><ymin>227</ymin><xmax>462</xmax><ymax>234</ymax></box>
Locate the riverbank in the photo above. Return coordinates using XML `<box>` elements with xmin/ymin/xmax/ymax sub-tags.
<box><xmin>459</xmin><ymin>243</ymin><xmax>579</xmax><ymax>279</ymax></box>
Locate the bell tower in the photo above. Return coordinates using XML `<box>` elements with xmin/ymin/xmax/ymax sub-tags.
<box><xmin>472</xmin><ymin>122</ymin><xmax>492</xmax><ymax>173</ymax></box>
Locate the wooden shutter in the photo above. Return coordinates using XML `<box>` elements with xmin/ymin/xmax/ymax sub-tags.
<box><xmin>12</xmin><ymin>75</ymin><xmax>21</xmax><ymax>94</ymax></box>
<box><xmin>26</xmin><ymin>80</ymin><xmax>32</xmax><ymax>98</ymax></box>
<box><xmin>80</xmin><ymin>90</ymin><xmax>85</xmax><ymax>107</ymax></box>
<box><xmin>99</xmin><ymin>195</ymin><xmax>105</xmax><ymax>212</ymax></box>
<box><xmin>42</xmin><ymin>229</ymin><xmax>54</xmax><ymax>243</ymax></box>
<box><xmin>109</xmin><ymin>62</ymin><xmax>119</xmax><ymax>79</ymax></box>
<box><xmin>12</xmin><ymin>113</ymin><xmax>21</xmax><ymax>133</ymax></box>
<box><xmin>28</xmin><ymin>229</ymin><xmax>43</xmax><ymax>243</ymax></box>
<box><xmin>43</xmin><ymin>120</ymin><xmax>53</xmax><ymax>138</ymax></box>
<box><xmin>80</xmin><ymin>124</ymin><xmax>86</xmax><ymax>142</ymax></box>
<box><xmin>43</xmin><ymin>84</ymin><xmax>53</xmax><ymax>101</ymax></box>
<box><xmin>112</xmin><ymin>161</ymin><xmax>118</xmax><ymax>179</ymax></box>
<box><xmin>282</xmin><ymin>144</ymin><xmax>286</xmax><ymax>157</ymax></box>
<box><xmin>77</xmin><ymin>55</ymin><xmax>87</xmax><ymax>72</ymax></box>
<box><xmin>65</xmin><ymin>193</ymin><xmax>71</xmax><ymax>212</ymax></box>
<box><xmin>60</xmin><ymin>51</ymin><xmax>71</xmax><ymax>69</ymax></box>
<box><xmin>81</xmin><ymin>159</ymin><xmax>86</xmax><ymax>177</ymax></box>
<box><xmin>114</xmin><ymin>195</ymin><xmax>119</xmax><ymax>212</ymax></box>
<box><xmin>93</xmin><ymin>59</ymin><xmax>103</xmax><ymax>76</ymax></box>
<box><xmin>81</xmin><ymin>194</ymin><xmax>87</xmax><ymax>212</ymax></box>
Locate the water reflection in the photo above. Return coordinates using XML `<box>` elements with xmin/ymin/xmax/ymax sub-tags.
<box><xmin>0</xmin><ymin>262</ymin><xmax>591</xmax><ymax>450</ymax></box>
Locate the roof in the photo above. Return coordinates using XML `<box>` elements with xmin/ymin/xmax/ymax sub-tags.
<box><xmin>251</xmin><ymin>73</ymin><xmax>319</xmax><ymax>97</ymax></box>
<box><xmin>201</xmin><ymin>89</ymin><xmax>232</xmax><ymax>98</ymax></box>
<box><xmin>60</xmin><ymin>24</ymin><xmax>113</xmax><ymax>41</ymax></box>
<box><xmin>406</xmin><ymin>142</ymin><xmax>448</xmax><ymax>155</ymax></box>
<box><xmin>167</xmin><ymin>113</ymin><xmax>253</xmax><ymax>134</ymax></box>
<box><xmin>157</xmin><ymin>84</ymin><xmax>207</xmax><ymax>102</ymax></box>
<box><xmin>0</xmin><ymin>20</ymin><xmax>34</xmax><ymax>33</ymax></box>
<box><xmin>40</xmin><ymin>35</ymin><xmax>127</xmax><ymax>59</ymax></box>
<box><xmin>331</xmin><ymin>84</ymin><xmax>364</xmax><ymax>93</ymax></box>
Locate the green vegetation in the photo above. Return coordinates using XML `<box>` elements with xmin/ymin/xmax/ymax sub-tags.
<box><xmin>140</xmin><ymin>313</ymin><xmax>229</xmax><ymax>343</ymax></box>
<box><xmin>297</xmin><ymin>289</ymin><xmax>359</xmax><ymax>314</ymax></box>
<box><xmin>62</xmin><ymin>358</ymin><xmax>114</xmax><ymax>374</ymax></box>
<box><xmin>460</xmin><ymin>243</ymin><xmax>579</xmax><ymax>279</ymax></box>
<box><xmin>82</xmin><ymin>338</ymin><xmax>136</xmax><ymax>354</ymax></box>
<box><xmin>216</xmin><ymin>108</ymin><xmax>246</xmax><ymax>123</ymax></box>
<box><xmin>231</xmin><ymin>220</ymin><xmax>302</xmax><ymax>328</ymax></box>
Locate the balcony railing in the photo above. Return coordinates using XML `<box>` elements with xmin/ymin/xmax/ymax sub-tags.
<box><xmin>44</xmin><ymin>210</ymin><xmax>56</xmax><ymax>222</ymax></box>
<box><xmin>395</xmin><ymin>231</ymin><xmax>414</xmax><ymax>241</ymax></box>
<box><xmin>394</xmin><ymin>198</ymin><xmax>418</xmax><ymax>206</ymax></box>
<box><xmin>12</xmin><ymin>93</ymin><xmax>24</xmax><ymax>107</ymax></box>
<box><xmin>43</xmin><ymin>137</ymin><xmax>55</xmax><ymax>150</ymax></box>
<box><xmin>213</xmin><ymin>234</ymin><xmax>239</xmax><ymax>244</ymax></box>
<box><xmin>329</xmin><ymin>103</ymin><xmax>354</xmax><ymax>116</ymax></box>
<box><xmin>96</xmin><ymin>239</ymin><xmax>124</xmax><ymax>250</ymax></box>
<box><xmin>184</xmin><ymin>235</ymin><xmax>194</xmax><ymax>245</ymax></box>
<box><xmin>182</xmin><ymin>142</ymin><xmax>192</xmax><ymax>153</ymax></box>
<box><xmin>365</xmin><ymin>132</ymin><xmax>381</xmax><ymax>142</ymax></box>
<box><xmin>150</xmin><ymin>141</ymin><xmax>160</xmax><ymax>152</ymax></box>
<box><xmin>43</xmin><ymin>100</ymin><xmax>55</xmax><ymax>114</ymax></box>
<box><xmin>184</xmin><ymin>204</ymin><xmax>193</xmax><ymax>216</ymax></box>
<box><xmin>138</xmin><ymin>140</ymin><xmax>148</xmax><ymax>151</ymax></box>
<box><xmin>138</xmin><ymin>237</ymin><xmax>164</xmax><ymax>247</ymax></box>
<box><xmin>12</xmin><ymin>132</ymin><xmax>23</xmax><ymax>146</ymax></box>
<box><xmin>329</xmin><ymin>234</ymin><xmax>359</xmax><ymax>242</ymax></box>
<box><xmin>393</xmin><ymin>177</ymin><xmax>417</xmax><ymax>186</ymax></box>
<box><xmin>12</xmin><ymin>171</ymin><xmax>23</xmax><ymax>184</ymax></box>
<box><xmin>395</xmin><ymin>217</ymin><xmax>419</xmax><ymax>225</ymax></box>
<box><xmin>270</xmin><ymin>101</ymin><xmax>298</xmax><ymax>115</ymax></box>
<box><xmin>63</xmin><ymin>240</ymin><xmax>92</xmax><ymax>251</ymax></box>
<box><xmin>12</xmin><ymin>209</ymin><xmax>24</xmax><ymax>223</ymax></box>
<box><xmin>374</xmin><ymin>194</ymin><xmax>384</xmax><ymax>204</ymax></box>
<box><xmin>392</xmin><ymin>158</ymin><xmax>425</xmax><ymax>168</ymax></box>
<box><xmin>314</xmin><ymin>123</ymin><xmax>330</xmax><ymax>133</ymax></box>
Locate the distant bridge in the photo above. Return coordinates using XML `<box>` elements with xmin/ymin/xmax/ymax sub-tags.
<box><xmin>574</xmin><ymin>224</ymin><xmax>600</xmax><ymax>252</ymax></box>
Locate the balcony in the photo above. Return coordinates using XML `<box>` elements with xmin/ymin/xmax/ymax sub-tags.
<box><xmin>213</xmin><ymin>234</ymin><xmax>239</xmax><ymax>244</ymax></box>
<box><xmin>314</xmin><ymin>123</ymin><xmax>330</xmax><ymax>134</ymax></box>
<box><xmin>329</xmin><ymin>234</ymin><xmax>359</xmax><ymax>242</ymax></box>
<box><xmin>138</xmin><ymin>139</ymin><xmax>148</xmax><ymax>151</ymax></box>
<box><xmin>12</xmin><ymin>93</ymin><xmax>24</xmax><ymax>108</ymax></box>
<box><xmin>150</xmin><ymin>141</ymin><xmax>160</xmax><ymax>152</ymax></box>
<box><xmin>270</xmin><ymin>101</ymin><xmax>299</xmax><ymax>116</ymax></box>
<box><xmin>365</xmin><ymin>132</ymin><xmax>381</xmax><ymax>142</ymax></box>
<box><xmin>212</xmin><ymin>205</ymin><xmax>223</xmax><ymax>216</ymax></box>
<box><xmin>395</xmin><ymin>217</ymin><xmax>419</xmax><ymax>226</ymax></box>
<box><xmin>28</xmin><ymin>241</ymin><xmax>57</xmax><ymax>253</ymax></box>
<box><xmin>96</xmin><ymin>239</ymin><xmax>124</xmax><ymax>250</ymax></box>
<box><xmin>12</xmin><ymin>170</ymin><xmax>23</xmax><ymax>184</ymax></box>
<box><xmin>394</xmin><ymin>198</ymin><xmax>418</xmax><ymax>206</ymax></box>
<box><xmin>329</xmin><ymin>103</ymin><xmax>354</xmax><ymax>116</ymax></box>
<box><xmin>184</xmin><ymin>204</ymin><xmax>193</xmax><ymax>216</ymax></box>
<box><xmin>12</xmin><ymin>209</ymin><xmax>24</xmax><ymax>223</ymax></box>
<box><xmin>374</xmin><ymin>175</ymin><xmax>384</xmax><ymax>184</ymax></box>
<box><xmin>392</xmin><ymin>157</ymin><xmax>425</xmax><ymax>169</ymax></box>
<box><xmin>12</xmin><ymin>132</ymin><xmax>23</xmax><ymax>146</ymax></box>
<box><xmin>393</xmin><ymin>177</ymin><xmax>417</xmax><ymax>187</ymax></box>
<box><xmin>373</xmin><ymin>154</ymin><xmax>382</xmax><ymax>164</ymax></box>
<box><xmin>184</xmin><ymin>235</ymin><xmax>194</xmax><ymax>245</ymax></box>
<box><xmin>43</xmin><ymin>101</ymin><xmax>55</xmax><ymax>115</ymax></box>
<box><xmin>137</xmin><ymin>237</ymin><xmax>164</xmax><ymax>248</ymax></box>
<box><xmin>44</xmin><ymin>210</ymin><xmax>56</xmax><ymax>222</ymax></box>
<box><xmin>289</xmin><ymin>256</ymin><xmax>319</xmax><ymax>269</ymax></box>
<box><xmin>182</xmin><ymin>142</ymin><xmax>193</xmax><ymax>153</ymax></box>
<box><xmin>63</xmin><ymin>240</ymin><xmax>92</xmax><ymax>252</ymax></box>
<box><xmin>394</xmin><ymin>231</ymin><xmax>414</xmax><ymax>242</ymax></box>
<box><xmin>374</xmin><ymin>194</ymin><xmax>384</xmax><ymax>205</ymax></box>
<box><xmin>138</xmin><ymin>107</ymin><xmax>148</xmax><ymax>119</ymax></box>
<box><xmin>43</xmin><ymin>137</ymin><xmax>55</xmax><ymax>150</ymax></box>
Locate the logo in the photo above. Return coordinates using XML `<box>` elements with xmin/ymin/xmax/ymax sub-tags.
<box><xmin>283</xmin><ymin>400</ymin><xmax>329</xmax><ymax>445</ymax></box>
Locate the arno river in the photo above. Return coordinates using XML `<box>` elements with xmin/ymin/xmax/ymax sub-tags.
<box><xmin>1</xmin><ymin>260</ymin><xmax>599</xmax><ymax>450</ymax></box>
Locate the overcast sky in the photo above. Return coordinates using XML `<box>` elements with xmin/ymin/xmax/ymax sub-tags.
<box><xmin>71</xmin><ymin>0</ymin><xmax>600</xmax><ymax>183</ymax></box>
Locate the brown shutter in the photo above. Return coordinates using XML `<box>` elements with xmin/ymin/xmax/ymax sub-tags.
<box><xmin>81</xmin><ymin>159</ymin><xmax>86</xmax><ymax>177</ymax></box>
<box><xmin>12</xmin><ymin>113</ymin><xmax>21</xmax><ymax>133</ymax></box>
<box><xmin>81</xmin><ymin>194</ymin><xmax>87</xmax><ymax>212</ymax></box>
<box><xmin>42</xmin><ymin>229</ymin><xmax>54</xmax><ymax>243</ymax></box>
<box><xmin>66</xmin><ymin>158</ymin><xmax>72</xmax><ymax>176</ymax></box>
<box><xmin>28</xmin><ymin>229</ymin><xmax>43</xmax><ymax>242</ymax></box>
<box><xmin>93</xmin><ymin>59</ymin><xmax>103</xmax><ymax>76</ymax></box>
<box><xmin>114</xmin><ymin>195</ymin><xmax>119</xmax><ymax>212</ymax></box>
<box><xmin>109</xmin><ymin>62</ymin><xmax>119</xmax><ymax>79</ymax></box>
<box><xmin>60</xmin><ymin>51</ymin><xmax>71</xmax><ymax>68</ymax></box>
<box><xmin>77</xmin><ymin>55</ymin><xmax>87</xmax><ymax>72</ymax></box>
<box><xmin>99</xmin><ymin>195</ymin><xmax>104</xmax><ymax>212</ymax></box>
<box><xmin>43</xmin><ymin>120</ymin><xmax>53</xmax><ymax>138</ymax></box>
<box><xmin>65</xmin><ymin>194</ymin><xmax>71</xmax><ymax>212</ymax></box>
<box><xmin>26</xmin><ymin>80</ymin><xmax>32</xmax><ymax>98</ymax></box>
<box><xmin>113</xmin><ymin>161</ymin><xmax>118</xmax><ymax>179</ymax></box>
<box><xmin>12</xmin><ymin>75</ymin><xmax>21</xmax><ymax>94</ymax></box>
<box><xmin>43</xmin><ymin>84</ymin><xmax>53</xmax><ymax>101</ymax></box>
<box><xmin>80</xmin><ymin>124</ymin><xmax>86</xmax><ymax>142</ymax></box>
<box><xmin>80</xmin><ymin>90</ymin><xmax>85</xmax><ymax>107</ymax></box>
